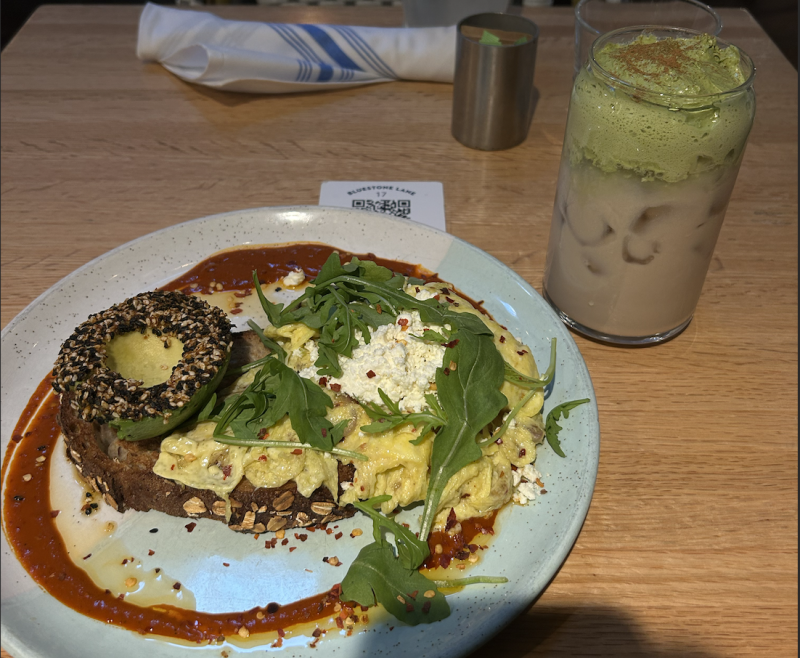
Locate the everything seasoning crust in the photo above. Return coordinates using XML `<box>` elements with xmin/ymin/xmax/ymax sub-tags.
<box><xmin>52</xmin><ymin>291</ymin><xmax>232</xmax><ymax>424</ymax></box>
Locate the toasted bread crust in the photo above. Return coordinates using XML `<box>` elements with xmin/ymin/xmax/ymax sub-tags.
<box><xmin>58</xmin><ymin>330</ymin><xmax>356</xmax><ymax>532</ymax></box>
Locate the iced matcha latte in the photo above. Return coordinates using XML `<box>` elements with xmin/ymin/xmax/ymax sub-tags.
<box><xmin>543</xmin><ymin>27</ymin><xmax>755</xmax><ymax>343</ymax></box>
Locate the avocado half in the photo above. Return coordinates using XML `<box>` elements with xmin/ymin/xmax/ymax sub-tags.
<box><xmin>52</xmin><ymin>291</ymin><xmax>234</xmax><ymax>442</ymax></box>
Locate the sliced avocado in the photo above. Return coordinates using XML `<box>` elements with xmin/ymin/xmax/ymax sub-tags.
<box><xmin>106</xmin><ymin>328</ymin><xmax>230</xmax><ymax>441</ymax></box>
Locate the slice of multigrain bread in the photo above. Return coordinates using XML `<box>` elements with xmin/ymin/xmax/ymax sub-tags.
<box><xmin>58</xmin><ymin>330</ymin><xmax>356</xmax><ymax>533</ymax></box>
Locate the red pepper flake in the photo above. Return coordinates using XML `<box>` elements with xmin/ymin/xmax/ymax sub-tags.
<box><xmin>335</xmin><ymin>617</ymin><xmax>344</xmax><ymax>629</ymax></box>
<box><xmin>415</xmin><ymin>287</ymin><xmax>420</xmax><ymax>293</ymax></box>
<box><xmin>281</xmin><ymin>538</ymin><xmax>289</xmax><ymax>546</ymax></box>
<box><xmin>433</xmin><ymin>295</ymin><xmax>440</xmax><ymax>301</ymax></box>
<box><xmin>330</xmin><ymin>383</ymin><xmax>342</xmax><ymax>392</ymax></box>
<box><xmin>312</xmin><ymin>628</ymin><xmax>322</xmax><ymax>638</ymax></box>
<box><xmin>221</xmin><ymin>464</ymin><xmax>232</xmax><ymax>480</ymax></box>
<box><xmin>289</xmin><ymin>546</ymin><xmax>297</xmax><ymax>552</ymax></box>
<box><xmin>173</xmin><ymin>582</ymin><xmax>181</xmax><ymax>590</ymax></box>
<box><xmin>185</xmin><ymin>522</ymin><xmax>197</xmax><ymax>533</ymax></box>
<box><xmin>318</xmin><ymin>377</ymin><xmax>328</xmax><ymax>387</ymax></box>
<box><xmin>376</xmin><ymin>304</ymin><xmax>382</xmax><ymax>314</ymax></box>
<box><xmin>277</xmin><ymin>628</ymin><xmax>286</xmax><ymax>638</ymax></box>
<box><xmin>366</xmin><ymin>370</ymin><xmax>376</xmax><ymax>379</ymax></box>
<box><xmin>50</xmin><ymin>510</ymin><xmax>60</xmax><ymax>518</ymax></box>
<box><xmin>230</xmin><ymin>308</ymin><xmax>243</xmax><ymax>315</ymax></box>
<box><xmin>439</xmin><ymin>287</ymin><xmax>450</xmax><ymax>295</ymax></box>
<box><xmin>298</xmin><ymin>534</ymin><xmax>308</xmax><ymax>542</ymax></box>
<box><xmin>408</xmin><ymin>590</ymin><xmax>418</xmax><ymax>600</ymax></box>
<box><xmin>121</xmin><ymin>559</ymin><xmax>129</xmax><ymax>565</ymax></box>
<box><xmin>540</xmin><ymin>489</ymin><xmax>548</xmax><ymax>494</ymax></box>
<box><xmin>499</xmin><ymin>335</ymin><xmax>506</xmax><ymax>343</ymax></box>
<box><xmin>443</xmin><ymin>368</ymin><xmax>450</xmax><ymax>376</ymax></box>
<box><xmin>443</xmin><ymin>339</ymin><xmax>460</xmax><ymax>348</ymax></box>
<box><xmin>501</xmin><ymin>324</ymin><xmax>508</xmax><ymax>330</ymax></box>
<box><xmin>335</xmin><ymin>532</ymin><xmax>343</xmax><ymax>540</ymax></box>
<box><xmin>519</xmin><ymin>448</ymin><xmax>527</xmax><ymax>457</ymax></box>
<box><xmin>233</xmin><ymin>291</ymin><xmax>249</xmax><ymax>298</ymax></box>
<box><xmin>397</xmin><ymin>318</ymin><xmax>409</xmax><ymax>327</ymax></box>
<box><xmin>11</xmin><ymin>433</ymin><xmax>23</xmax><ymax>443</ymax></box>
<box><xmin>445</xmin><ymin>508</ymin><xmax>458</xmax><ymax>531</ymax></box>
<box><xmin>148</xmin><ymin>549</ymin><xmax>155</xmax><ymax>556</ymax></box>
<box><xmin>405</xmin><ymin>603</ymin><xmax>415</xmax><ymax>613</ymax></box>
<box><xmin>321</xmin><ymin>428</ymin><xmax>328</xmax><ymax>438</ymax></box>
<box><xmin>117</xmin><ymin>593</ymin><xmax>125</xmax><ymax>601</ymax></box>
<box><xmin>170</xmin><ymin>464</ymin><xmax>175</xmax><ymax>471</ymax></box>
<box><xmin>422</xmin><ymin>601</ymin><xmax>432</xmax><ymax>614</ymax></box>
<box><xmin>440</xmin><ymin>556</ymin><xmax>451</xmax><ymax>569</ymax></box>
<box><xmin>223</xmin><ymin>562</ymin><xmax>230</xmax><ymax>567</ymax></box>
<box><xmin>468</xmin><ymin>544</ymin><xmax>479</xmax><ymax>553</ymax></box>
<box><xmin>445</xmin><ymin>296</ymin><xmax>455</xmax><ymax>303</ymax></box>
<box><xmin>291</xmin><ymin>449</ymin><xmax>303</xmax><ymax>455</ymax></box>
<box><xmin>82</xmin><ymin>554</ymin><xmax>92</xmax><ymax>560</ymax></box>
<box><xmin>517</xmin><ymin>350</ymin><xmax>528</xmax><ymax>356</ymax></box>
<box><xmin>258</xmin><ymin>454</ymin><xmax>267</xmax><ymax>462</ymax></box>
<box><xmin>258</xmin><ymin>428</ymin><xmax>270</xmax><ymax>439</ymax></box>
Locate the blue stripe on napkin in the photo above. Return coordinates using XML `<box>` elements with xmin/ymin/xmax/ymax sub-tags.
<box><xmin>270</xmin><ymin>23</ymin><xmax>317</xmax><ymax>81</ymax></box>
<box><xmin>332</xmin><ymin>25</ymin><xmax>397</xmax><ymax>79</ymax></box>
<box><xmin>299</xmin><ymin>24</ymin><xmax>364</xmax><ymax>78</ymax></box>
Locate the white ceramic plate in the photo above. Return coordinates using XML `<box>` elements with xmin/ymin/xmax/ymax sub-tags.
<box><xmin>1</xmin><ymin>206</ymin><xmax>599</xmax><ymax>658</ymax></box>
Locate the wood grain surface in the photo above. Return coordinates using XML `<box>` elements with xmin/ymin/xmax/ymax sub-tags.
<box><xmin>1</xmin><ymin>5</ymin><xmax>797</xmax><ymax>658</ymax></box>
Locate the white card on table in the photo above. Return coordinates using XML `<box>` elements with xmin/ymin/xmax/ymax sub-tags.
<box><xmin>319</xmin><ymin>181</ymin><xmax>446</xmax><ymax>232</ymax></box>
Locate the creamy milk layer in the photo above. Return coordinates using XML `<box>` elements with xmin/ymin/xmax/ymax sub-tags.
<box><xmin>568</xmin><ymin>34</ymin><xmax>754</xmax><ymax>183</ymax></box>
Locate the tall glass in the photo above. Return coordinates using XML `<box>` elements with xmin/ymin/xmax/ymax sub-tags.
<box><xmin>543</xmin><ymin>27</ymin><xmax>756</xmax><ymax>345</ymax></box>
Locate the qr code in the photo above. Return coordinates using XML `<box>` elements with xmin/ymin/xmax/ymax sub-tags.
<box><xmin>352</xmin><ymin>199</ymin><xmax>411</xmax><ymax>218</ymax></box>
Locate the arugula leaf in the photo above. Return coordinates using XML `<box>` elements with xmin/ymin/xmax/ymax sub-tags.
<box><xmin>360</xmin><ymin>388</ymin><xmax>446</xmax><ymax>440</ymax></box>
<box><xmin>417</xmin><ymin>327</ymin><xmax>507</xmax><ymax>542</ymax></box>
<box><xmin>352</xmin><ymin>495</ymin><xmax>429</xmax><ymax>569</ymax></box>
<box><xmin>246</xmin><ymin>319</ymin><xmax>287</xmax><ymax>364</ymax></box>
<box><xmin>252</xmin><ymin>270</ymin><xmax>284</xmax><ymax>327</ymax></box>
<box><xmin>212</xmin><ymin>357</ymin><xmax>337</xmax><ymax>452</ymax></box>
<box><xmin>340</xmin><ymin>542</ymin><xmax>450</xmax><ymax>626</ymax></box>
<box><xmin>544</xmin><ymin>398</ymin><xmax>590</xmax><ymax>458</ymax></box>
<box><xmin>504</xmin><ymin>338</ymin><xmax>557</xmax><ymax>391</ymax></box>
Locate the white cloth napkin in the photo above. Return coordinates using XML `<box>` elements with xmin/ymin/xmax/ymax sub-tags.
<box><xmin>137</xmin><ymin>3</ymin><xmax>457</xmax><ymax>94</ymax></box>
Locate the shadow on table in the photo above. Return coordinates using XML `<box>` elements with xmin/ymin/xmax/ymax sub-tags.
<box><xmin>463</xmin><ymin>603</ymin><xmax>723</xmax><ymax>658</ymax></box>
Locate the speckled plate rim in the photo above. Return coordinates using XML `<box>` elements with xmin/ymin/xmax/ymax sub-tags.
<box><xmin>1</xmin><ymin>206</ymin><xmax>599</xmax><ymax>658</ymax></box>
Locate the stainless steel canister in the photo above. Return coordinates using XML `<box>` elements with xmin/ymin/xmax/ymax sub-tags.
<box><xmin>451</xmin><ymin>13</ymin><xmax>540</xmax><ymax>150</ymax></box>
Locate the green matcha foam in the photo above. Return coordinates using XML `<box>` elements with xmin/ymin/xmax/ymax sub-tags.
<box><xmin>567</xmin><ymin>30</ymin><xmax>755</xmax><ymax>183</ymax></box>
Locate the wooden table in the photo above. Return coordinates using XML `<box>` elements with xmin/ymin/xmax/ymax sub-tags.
<box><xmin>2</xmin><ymin>5</ymin><xmax>797</xmax><ymax>657</ymax></box>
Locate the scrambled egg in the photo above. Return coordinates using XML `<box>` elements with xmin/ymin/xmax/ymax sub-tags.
<box><xmin>153</xmin><ymin>281</ymin><xmax>546</xmax><ymax>530</ymax></box>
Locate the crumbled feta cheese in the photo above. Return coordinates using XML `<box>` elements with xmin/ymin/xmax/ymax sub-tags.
<box><xmin>521</xmin><ymin>464</ymin><xmax>540</xmax><ymax>483</ymax></box>
<box><xmin>512</xmin><ymin>464</ymin><xmax>543</xmax><ymax>505</ymax></box>
<box><xmin>408</xmin><ymin>286</ymin><xmax>437</xmax><ymax>301</ymax></box>
<box><xmin>282</xmin><ymin>268</ymin><xmax>306</xmax><ymax>287</ymax></box>
<box><xmin>517</xmin><ymin>481</ymin><xmax>538</xmax><ymax>502</ymax></box>
<box><xmin>297</xmin><ymin>311</ymin><xmax>444</xmax><ymax>413</ymax></box>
